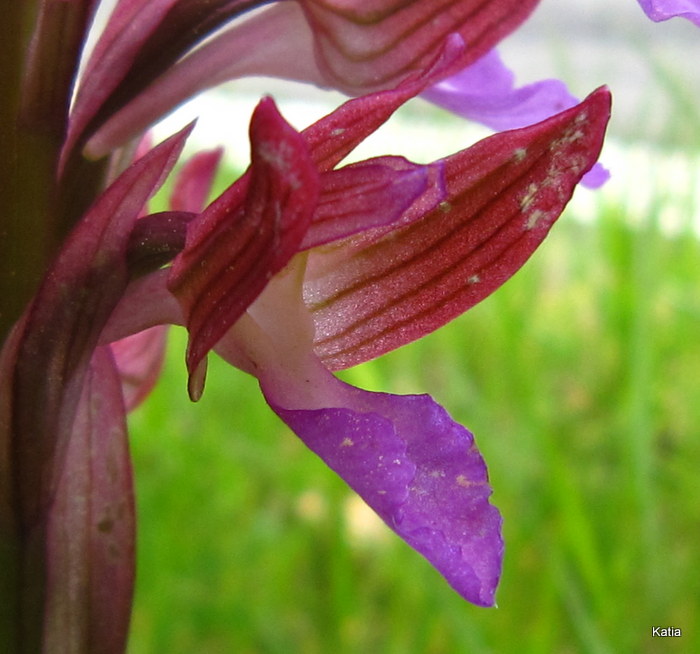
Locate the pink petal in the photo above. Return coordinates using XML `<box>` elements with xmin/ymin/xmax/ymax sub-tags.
<box><xmin>65</xmin><ymin>0</ymin><xmax>263</xmax><ymax>162</ymax></box>
<box><xmin>44</xmin><ymin>347</ymin><xmax>135</xmax><ymax>654</ymax></box>
<box><xmin>168</xmin><ymin>98</ymin><xmax>320</xmax><ymax>387</ymax></box>
<box><xmin>111</xmin><ymin>326</ymin><xmax>169</xmax><ymax>412</ymax></box>
<box><xmin>85</xmin><ymin>2</ymin><xmax>322</xmax><ymax>156</ymax></box>
<box><xmin>306</xmin><ymin>88</ymin><xmax>612</xmax><ymax>369</ymax></box>
<box><xmin>169</xmin><ymin>148</ymin><xmax>224</xmax><ymax>212</ymax></box>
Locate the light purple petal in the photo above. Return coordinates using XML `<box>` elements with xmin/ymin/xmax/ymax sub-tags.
<box><xmin>259</xmin><ymin>364</ymin><xmax>503</xmax><ymax>606</ymax></box>
<box><xmin>422</xmin><ymin>49</ymin><xmax>609</xmax><ymax>188</ymax></box>
<box><xmin>301</xmin><ymin>157</ymin><xmax>445</xmax><ymax>250</ymax></box>
<box><xmin>637</xmin><ymin>0</ymin><xmax>700</xmax><ymax>25</ymax></box>
<box><xmin>580</xmin><ymin>163</ymin><xmax>610</xmax><ymax>189</ymax></box>
<box><xmin>423</xmin><ymin>49</ymin><xmax>573</xmax><ymax>131</ymax></box>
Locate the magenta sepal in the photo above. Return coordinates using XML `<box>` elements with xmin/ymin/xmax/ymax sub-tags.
<box><xmin>292</xmin><ymin>0</ymin><xmax>542</xmax><ymax>94</ymax></box>
<box><xmin>169</xmin><ymin>96</ymin><xmax>452</xmax><ymax>389</ymax></box>
<box><xmin>637</xmin><ymin>0</ymin><xmax>700</xmax><ymax>25</ymax></box>
<box><xmin>43</xmin><ymin>347</ymin><xmax>135</xmax><ymax>654</ymax></box>
<box><xmin>266</xmin><ymin>376</ymin><xmax>503</xmax><ymax>607</ymax></box>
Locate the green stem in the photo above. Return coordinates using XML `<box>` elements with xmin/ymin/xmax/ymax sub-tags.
<box><xmin>0</xmin><ymin>3</ymin><xmax>56</xmax><ymax>343</ymax></box>
<box><xmin>0</xmin><ymin>0</ymin><xmax>105</xmax><ymax>342</ymax></box>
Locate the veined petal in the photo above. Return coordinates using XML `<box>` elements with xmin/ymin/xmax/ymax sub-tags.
<box><xmin>265</xmin><ymin>363</ymin><xmax>503</xmax><ymax>606</ymax></box>
<box><xmin>84</xmin><ymin>0</ymin><xmax>541</xmax><ymax>156</ymax></box>
<box><xmin>168</xmin><ymin>98</ymin><xmax>320</xmax><ymax>387</ymax></box>
<box><xmin>86</xmin><ymin>5</ymin><xmax>466</xmax><ymax>159</ymax></box>
<box><xmin>637</xmin><ymin>0</ymin><xmax>700</xmax><ymax>25</ymax></box>
<box><xmin>44</xmin><ymin>347</ymin><xmax>135</xmax><ymax>654</ymax></box>
<box><xmin>301</xmin><ymin>156</ymin><xmax>445</xmax><ymax>250</ymax></box>
<box><xmin>85</xmin><ymin>3</ymin><xmax>322</xmax><ymax>157</ymax></box>
<box><xmin>113</xmin><ymin>0</ymin><xmax>271</xmax><ymax>105</ymax></box>
<box><xmin>422</xmin><ymin>49</ymin><xmax>610</xmax><ymax>188</ymax></box>
<box><xmin>298</xmin><ymin>0</ymin><xmax>541</xmax><ymax>94</ymax></box>
<box><xmin>306</xmin><ymin>88</ymin><xmax>612</xmax><ymax>370</ymax></box>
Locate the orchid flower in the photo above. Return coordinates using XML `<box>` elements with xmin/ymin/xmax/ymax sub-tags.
<box><xmin>2</xmin><ymin>1</ymin><xmax>613</xmax><ymax>651</ymax></box>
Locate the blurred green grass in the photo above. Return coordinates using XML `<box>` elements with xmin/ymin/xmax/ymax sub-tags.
<box><xmin>126</xmin><ymin>176</ymin><xmax>700</xmax><ymax>653</ymax></box>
